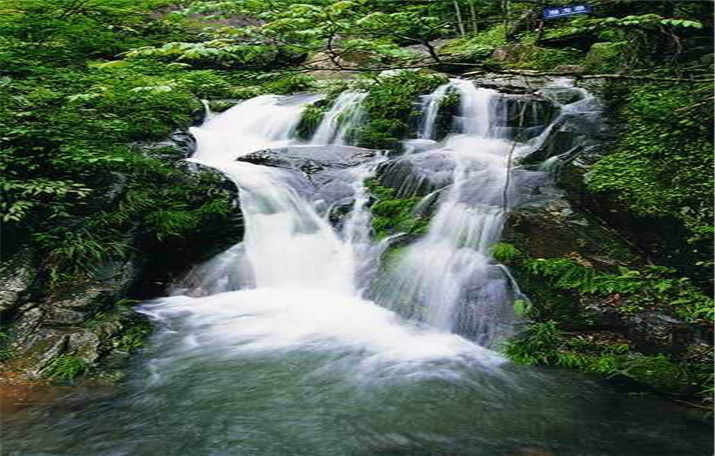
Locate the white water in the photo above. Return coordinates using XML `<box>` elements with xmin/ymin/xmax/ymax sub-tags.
<box><xmin>310</xmin><ymin>91</ymin><xmax>368</xmax><ymax>146</ymax></box>
<box><xmin>418</xmin><ymin>83</ymin><xmax>452</xmax><ymax>139</ymax></box>
<box><xmin>7</xmin><ymin>79</ymin><xmax>714</xmax><ymax>456</ymax></box>
<box><xmin>375</xmin><ymin>80</ymin><xmax>516</xmax><ymax>344</ymax></box>
<box><xmin>159</xmin><ymin>91</ymin><xmax>503</xmax><ymax>373</ymax></box>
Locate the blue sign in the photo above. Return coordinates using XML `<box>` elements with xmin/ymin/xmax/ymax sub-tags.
<box><xmin>543</xmin><ymin>4</ymin><xmax>591</xmax><ymax>19</ymax></box>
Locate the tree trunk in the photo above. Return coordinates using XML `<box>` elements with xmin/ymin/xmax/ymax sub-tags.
<box><xmin>469</xmin><ymin>0</ymin><xmax>478</xmax><ymax>34</ymax></box>
<box><xmin>502</xmin><ymin>0</ymin><xmax>509</xmax><ymax>42</ymax></box>
<box><xmin>453</xmin><ymin>1</ymin><xmax>466</xmax><ymax>37</ymax></box>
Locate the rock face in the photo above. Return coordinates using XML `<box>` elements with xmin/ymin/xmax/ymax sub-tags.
<box><xmin>239</xmin><ymin>145</ymin><xmax>383</xmax><ymax>222</ymax></box>
<box><xmin>2</xmin><ymin>255</ymin><xmax>142</xmax><ymax>380</ymax></box>
<box><xmin>0</xmin><ymin>249</ymin><xmax>39</xmax><ymax>319</ymax></box>
<box><xmin>241</xmin><ymin>145</ymin><xmax>376</xmax><ymax>172</ymax></box>
<box><xmin>486</xmin><ymin>75</ymin><xmax>712</xmax><ymax>396</ymax></box>
<box><xmin>240</xmin><ymin>145</ymin><xmax>378</xmax><ymax>186</ymax></box>
<box><xmin>0</xmin><ymin>131</ymin><xmax>241</xmax><ymax>383</ymax></box>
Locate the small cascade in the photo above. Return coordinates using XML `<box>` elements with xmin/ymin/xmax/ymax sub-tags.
<box><xmin>185</xmin><ymin>95</ymin><xmax>363</xmax><ymax>295</ymax></box>
<box><xmin>374</xmin><ymin>79</ymin><xmax>517</xmax><ymax>345</ymax></box>
<box><xmin>190</xmin><ymin>94</ymin><xmax>317</xmax><ymax>162</ymax></box>
<box><xmin>168</xmin><ymin>91</ymin><xmax>500</xmax><ymax>368</ymax></box>
<box><xmin>418</xmin><ymin>83</ymin><xmax>452</xmax><ymax>140</ymax></box>
<box><xmin>5</xmin><ymin>79</ymin><xmax>706</xmax><ymax>456</ymax></box>
<box><xmin>309</xmin><ymin>91</ymin><xmax>367</xmax><ymax>146</ymax></box>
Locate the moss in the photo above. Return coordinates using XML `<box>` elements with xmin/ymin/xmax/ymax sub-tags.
<box><xmin>354</xmin><ymin>71</ymin><xmax>448</xmax><ymax>150</ymax></box>
<box><xmin>585</xmin><ymin>84</ymin><xmax>714</xmax><ymax>245</ymax></box>
<box><xmin>367</xmin><ymin>180</ymin><xmax>430</xmax><ymax>239</ymax></box>
<box><xmin>496</xmin><ymin>44</ymin><xmax>585</xmax><ymax>71</ymax></box>
<box><xmin>504</xmin><ymin>251</ymin><xmax>714</xmax><ymax>399</ymax></box>
<box><xmin>295</xmin><ymin>100</ymin><xmax>330</xmax><ymax>140</ymax></box>
<box><xmin>505</xmin><ymin>323</ymin><xmax>708</xmax><ymax>395</ymax></box>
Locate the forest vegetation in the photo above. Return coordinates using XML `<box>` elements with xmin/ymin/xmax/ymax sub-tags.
<box><xmin>0</xmin><ymin>0</ymin><xmax>712</xmax><ymax>407</ymax></box>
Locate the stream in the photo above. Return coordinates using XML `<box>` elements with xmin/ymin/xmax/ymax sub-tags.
<box><xmin>2</xmin><ymin>78</ymin><xmax>711</xmax><ymax>456</ymax></box>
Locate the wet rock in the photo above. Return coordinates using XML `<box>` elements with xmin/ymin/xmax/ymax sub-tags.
<box><xmin>170</xmin><ymin>130</ymin><xmax>197</xmax><ymax>157</ymax></box>
<box><xmin>1</xmin><ymin>254</ymin><xmax>142</xmax><ymax>381</ymax></box>
<box><xmin>240</xmin><ymin>145</ymin><xmax>378</xmax><ymax>185</ymax></box>
<box><xmin>470</xmin><ymin>73</ymin><xmax>550</xmax><ymax>94</ymax></box>
<box><xmin>15</xmin><ymin>329</ymin><xmax>69</xmax><ymax>378</ymax></box>
<box><xmin>553</xmin><ymin>64</ymin><xmax>587</xmax><ymax>74</ymax></box>
<box><xmin>102</xmin><ymin>172</ymin><xmax>127</xmax><ymax>205</ymax></box>
<box><xmin>43</xmin><ymin>308</ymin><xmax>86</xmax><ymax>326</ymax></box>
<box><xmin>503</xmin><ymin>193</ymin><xmax>640</xmax><ymax>269</ymax></box>
<box><xmin>376</xmin><ymin>150</ymin><xmax>456</xmax><ymax>198</ymax></box>
<box><xmin>500</xmin><ymin>94</ymin><xmax>558</xmax><ymax>129</ymax></box>
<box><xmin>0</xmin><ymin>249</ymin><xmax>38</xmax><ymax>318</ymax></box>
<box><xmin>537</xmin><ymin>86</ymin><xmax>585</xmax><ymax>106</ymax></box>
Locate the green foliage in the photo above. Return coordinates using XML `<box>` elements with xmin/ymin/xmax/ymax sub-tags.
<box><xmin>521</xmin><ymin>257</ymin><xmax>713</xmax><ymax>325</ymax></box>
<box><xmin>505</xmin><ymin>323</ymin><xmax>704</xmax><ymax>394</ymax></box>
<box><xmin>367</xmin><ymin>180</ymin><xmax>430</xmax><ymax>239</ymax></box>
<box><xmin>499</xmin><ymin>44</ymin><xmax>585</xmax><ymax>71</ymax></box>
<box><xmin>115</xmin><ymin>318</ymin><xmax>153</xmax><ymax>352</ymax></box>
<box><xmin>33</xmin><ymin>228</ymin><xmax>130</xmax><ymax>284</ymax></box>
<box><xmin>586</xmin><ymin>84</ymin><xmax>714</xmax><ymax>243</ymax></box>
<box><xmin>128</xmin><ymin>0</ymin><xmax>460</xmax><ymax>70</ymax></box>
<box><xmin>295</xmin><ymin>102</ymin><xmax>329</xmax><ymax>140</ymax></box>
<box><xmin>569</xmin><ymin>14</ymin><xmax>704</xmax><ymax>34</ymax></box>
<box><xmin>440</xmin><ymin>25</ymin><xmax>508</xmax><ymax>62</ymax></box>
<box><xmin>512</xmin><ymin>299</ymin><xmax>532</xmax><ymax>317</ymax></box>
<box><xmin>491</xmin><ymin>242</ymin><xmax>521</xmax><ymax>262</ymax></box>
<box><xmin>0</xmin><ymin>3</ymin><xmax>238</xmax><ymax>281</ymax></box>
<box><xmin>45</xmin><ymin>355</ymin><xmax>88</xmax><ymax>381</ymax></box>
<box><xmin>354</xmin><ymin>71</ymin><xmax>448</xmax><ymax>149</ymax></box>
<box><xmin>583</xmin><ymin>41</ymin><xmax>627</xmax><ymax>73</ymax></box>
<box><xmin>0</xmin><ymin>331</ymin><xmax>14</xmax><ymax>361</ymax></box>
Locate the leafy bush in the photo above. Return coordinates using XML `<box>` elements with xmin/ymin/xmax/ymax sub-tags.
<box><xmin>440</xmin><ymin>25</ymin><xmax>508</xmax><ymax>62</ymax></box>
<box><xmin>354</xmin><ymin>71</ymin><xmax>447</xmax><ymax>149</ymax></box>
<box><xmin>367</xmin><ymin>180</ymin><xmax>430</xmax><ymax>239</ymax></box>
<box><xmin>491</xmin><ymin>242</ymin><xmax>522</xmax><ymax>262</ymax></box>
<box><xmin>505</xmin><ymin>324</ymin><xmax>703</xmax><ymax>394</ymax></box>
<box><xmin>521</xmin><ymin>257</ymin><xmax>713</xmax><ymax>324</ymax></box>
<box><xmin>44</xmin><ymin>355</ymin><xmax>88</xmax><ymax>381</ymax></box>
<box><xmin>586</xmin><ymin>84</ymin><xmax>714</xmax><ymax>244</ymax></box>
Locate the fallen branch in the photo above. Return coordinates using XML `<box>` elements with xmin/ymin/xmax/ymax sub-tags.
<box><xmin>463</xmin><ymin>68</ymin><xmax>714</xmax><ymax>83</ymax></box>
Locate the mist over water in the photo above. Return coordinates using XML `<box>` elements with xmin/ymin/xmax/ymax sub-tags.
<box><xmin>3</xmin><ymin>80</ymin><xmax>711</xmax><ymax>456</ymax></box>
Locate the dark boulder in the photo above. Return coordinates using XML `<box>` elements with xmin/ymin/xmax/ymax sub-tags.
<box><xmin>239</xmin><ymin>145</ymin><xmax>379</xmax><ymax>188</ymax></box>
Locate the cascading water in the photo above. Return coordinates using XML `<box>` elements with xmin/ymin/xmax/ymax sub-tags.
<box><xmin>160</xmin><ymin>90</ymin><xmax>501</xmax><ymax>367</ymax></box>
<box><xmin>309</xmin><ymin>91</ymin><xmax>367</xmax><ymax>146</ymax></box>
<box><xmin>375</xmin><ymin>80</ymin><xmax>517</xmax><ymax>345</ymax></box>
<box><xmin>3</xmin><ymin>79</ymin><xmax>711</xmax><ymax>456</ymax></box>
<box><xmin>418</xmin><ymin>83</ymin><xmax>452</xmax><ymax>140</ymax></box>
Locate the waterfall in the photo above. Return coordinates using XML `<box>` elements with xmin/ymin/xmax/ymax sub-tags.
<box><xmin>418</xmin><ymin>83</ymin><xmax>452</xmax><ymax>139</ymax></box>
<box><xmin>190</xmin><ymin>94</ymin><xmax>314</xmax><ymax>162</ymax></box>
<box><xmin>374</xmin><ymin>79</ymin><xmax>516</xmax><ymax>345</ymax></box>
<box><xmin>309</xmin><ymin>91</ymin><xmax>367</xmax><ymax>146</ymax></box>
<box><xmin>6</xmin><ymin>80</ymin><xmax>703</xmax><ymax>456</ymax></box>
<box><xmin>160</xmin><ymin>91</ymin><xmax>501</xmax><ymax>368</ymax></box>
